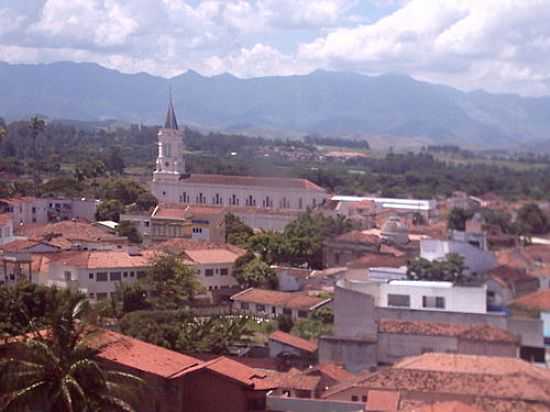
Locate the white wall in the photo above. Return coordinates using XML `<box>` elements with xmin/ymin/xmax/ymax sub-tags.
<box><xmin>0</xmin><ymin>220</ymin><xmax>15</xmax><ymax>245</ymax></box>
<box><xmin>421</xmin><ymin>239</ymin><xmax>497</xmax><ymax>274</ymax></box>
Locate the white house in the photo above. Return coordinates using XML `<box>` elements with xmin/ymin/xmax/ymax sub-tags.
<box><xmin>420</xmin><ymin>239</ymin><xmax>497</xmax><ymax>274</ymax></box>
<box><xmin>0</xmin><ymin>197</ymin><xmax>98</xmax><ymax>225</ymax></box>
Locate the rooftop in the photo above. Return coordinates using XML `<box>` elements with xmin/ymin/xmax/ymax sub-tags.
<box><xmin>152</xmin><ymin>203</ymin><xmax>225</xmax><ymax>220</ymax></box>
<box><xmin>333</xmin><ymin>230</ymin><xmax>380</xmax><ymax>244</ymax></box>
<box><xmin>181</xmin><ymin>174</ymin><xmax>327</xmax><ymax>192</ymax></box>
<box><xmin>487</xmin><ymin>265</ymin><xmax>537</xmax><ymax>289</ymax></box>
<box><xmin>378</xmin><ymin>320</ymin><xmax>519</xmax><ymax>344</ymax></box>
<box><xmin>511</xmin><ymin>289</ymin><xmax>550</xmax><ymax>313</ymax></box>
<box><xmin>263</xmin><ymin>369</ymin><xmax>320</xmax><ymax>392</ymax></box>
<box><xmin>48</xmin><ymin>249</ymin><xmax>158</xmax><ymax>269</ymax></box>
<box><xmin>269</xmin><ymin>330</ymin><xmax>318</xmax><ymax>353</ymax></box>
<box><xmin>18</xmin><ymin>220</ymin><xmax>125</xmax><ymax>245</ymax></box>
<box><xmin>231</xmin><ymin>288</ymin><xmax>331</xmax><ymax>311</ymax></box>
<box><xmin>347</xmin><ymin>253</ymin><xmax>409</xmax><ymax>270</ymax></box>
<box><xmin>401</xmin><ymin>401</ymin><xmax>483</xmax><ymax>412</ymax></box>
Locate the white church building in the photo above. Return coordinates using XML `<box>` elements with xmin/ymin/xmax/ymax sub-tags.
<box><xmin>151</xmin><ymin>98</ymin><xmax>329</xmax><ymax>211</ymax></box>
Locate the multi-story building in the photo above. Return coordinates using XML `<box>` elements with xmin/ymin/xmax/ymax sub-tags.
<box><xmin>150</xmin><ymin>98</ymin><xmax>329</xmax><ymax>212</ymax></box>
<box><xmin>0</xmin><ymin>197</ymin><xmax>98</xmax><ymax>225</ymax></box>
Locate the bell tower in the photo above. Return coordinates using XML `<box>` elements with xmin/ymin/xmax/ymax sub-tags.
<box><xmin>153</xmin><ymin>91</ymin><xmax>186</xmax><ymax>183</ymax></box>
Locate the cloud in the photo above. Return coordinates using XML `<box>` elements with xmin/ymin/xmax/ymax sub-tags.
<box><xmin>0</xmin><ymin>0</ymin><xmax>550</xmax><ymax>95</ymax></box>
<box><xmin>297</xmin><ymin>0</ymin><xmax>550</xmax><ymax>95</ymax></box>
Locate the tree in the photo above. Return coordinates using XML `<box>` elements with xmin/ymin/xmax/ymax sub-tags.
<box><xmin>233</xmin><ymin>253</ymin><xmax>278</xmax><ymax>289</ymax></box>
<box><xmin>145</xmin><ymin>255</ymin><xmax>204</xmax><ymax>309</ymax></box>
<box><xmin>292</xmin><ymin>319</ymin><xmax>332</xmax><ymax>340</ymax></box>
<box><xmin>407</xmin><ymin>253</ymin><xmax>470</xmax><ymax>284</ymax></box>
<box><xmin>29</xmin><ymin>116</ymin><xmax>46</xmax><ymax>195</ymax></box>
<box><xmin>95</xmin><ymin>199</ymin><xmax>124</xmax><ymax>222</ymax></box>
<box><xmin>119</xmin><ymin>283</ymin><xmax>151</xmax><ymax>313</ymax></box>
<box><xmin>311</xmin><ymin>306</ymin><xmax>334</xmax><ymax>324</ymax></box>
<box><xmin>117</xmin><ymin>221</ymin><xmax>142</xmax><ymax>243</ymax></box>
<box><xmin>0</xmin><ymin>298</ymin><xmax>143</xmax><ymax>412</ymax></box>
<box><xmin>225</xmin><ymin>213</ymin><xmax>254</xmax><ymax>246</ymax></box>
<box><xmin>516</xmin><ymin>203</ymin><xmax>549</xmax><ymax>235</ymax></box>
<box><xmin>447</xmin><ymin>208</ymin><xmax>473</xmax><ymax>231</ymax></box>
<box><xmin>105</xmin><ymin>146</ymin><xmax>125</xmax><ymax>175</ymax></box>
<box><xmin>276</xmin><ymin>314</ymin><xmax>294</xmax><ymax>333</ymax></box>
<box><xmin>135</xmin><ymin>192</ymin><xmax>157</xmax><ymax>211</ymax></box>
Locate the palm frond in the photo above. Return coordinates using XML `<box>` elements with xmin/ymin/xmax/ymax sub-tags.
<box><xmin>94</xmin><ymin>394</ymin><xmax>136</xmax><ymax>412</ymax></box>
<box><xmin>105</xmin><ymin>371</ymin><xmax>144</xmax><ymax>386</ymax></box>
<box><xmin>59</xmin><ymin>379</ymin><xmax>75</xmax><ymax>412</ymax></box>
<box><xmin>3</xmin><ymin>380</ymin><xmax>49</xmax><ymax>412</ymax></box>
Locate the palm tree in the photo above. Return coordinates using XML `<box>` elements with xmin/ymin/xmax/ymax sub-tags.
<box><xmin>0</xmin><ymin>298</ymin><xmax>143</xmax><ymax>411</ymax></box>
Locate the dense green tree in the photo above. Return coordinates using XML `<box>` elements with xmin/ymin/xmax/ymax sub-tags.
<box><xmin>276</xmin><ymin>314</ymin><xmax>294</xmax><ymax>333</ymax></box>
<box><xmin>119</xmin><ymin>283</ymin><xmax>151</xmax><ymax>313</ymax></box>
<box><xmin>95</xmin><ymin>199</ymin><xmax>124</xmax><ymax>222</ymax></box>
<box><xmin>145</xmin><ymin>255</ymin><xmax>204</xmax><ymax>309</ymax></box>
<box><xmin>516</xmin><ymin>203</ymin><xmax>549</xmax><ymax>235</ymax></box>
<box><xmin>105</xmin><ymin>146</ymin><xmax>126</xmax><ymax>175</ymax></box>
<box><xmin>135</xmin><ymin>192</ymin><xmax>157</xmax><ymax>211</ymax></box>
<box><xmin>447</xmin><ymin>208</ymin><xmax>473</xmax><ymax>231</ymax></box>
<box><xmin>225</xmin><ymin>213</ymin><xmax>254</xmax><ymax>246</ymax></box>
<box><xmin>407</xmin><ymin>253</ymin><xmax>471</xmax><ymax>284</ymax></box>
<box><xmin>0</xmin><ymin>298</ymin><xmax>143</xmax><ymax>412</ymax></box>
<box><xmin>311</xmin><ymin>306</ymin><xmax>334</xmax><ymax>324</ymax></box>
<box><xmin>292</xmin><ymin>319</ymin><xmax>332</xmax><ymax>340</ymax></box>
<box><xmin>233</xmin><ymin>253</ymin><xmax>278</xmax><ymax>289</ymax></box>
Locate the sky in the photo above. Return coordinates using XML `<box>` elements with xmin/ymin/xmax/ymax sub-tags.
<box><xmin>1</xmin><ymin>0</ymin><xmax>550</xmax><ymax>96</ymax></box>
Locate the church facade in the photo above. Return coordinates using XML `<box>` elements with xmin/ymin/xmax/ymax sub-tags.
<box><xmin>151</xmin><ymin>99</ymin><xmax>329</xmax><ymax>211</ymax></box>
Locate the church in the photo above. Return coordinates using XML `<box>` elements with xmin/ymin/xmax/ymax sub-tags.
<box><xmin>151</xmin><ymin>98</ymin><xmax>329</xmax><ymax>211</ymax></box>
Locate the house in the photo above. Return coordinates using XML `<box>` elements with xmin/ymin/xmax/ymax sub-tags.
<box><xmin>273</xmin><ymin>266</ymin><xmax>313</xmax><ymax>291</ymax></box>
<box><xmin>46</xmin><ymin>249</ymin><xmax>157</xmax><ymax>300</ymax></box>
<box><xmin>263</xmin><ymin>368</ymin><xmax>322</xmax><ymax>399</ymax></box>
<box><xmin>420</xmin><ymin>239</ymin><xmax>497</xmax><ymax>275</ymax></box>
<box><xmin>17</xmin><ymin>220</ymin><xmax>128</xmax><ymax>250</ymax></box>
<box><xmin>331</xmin><ymin>196</ymin><xmax>438</xmax><ymax>221</ymax></box>
<box><xmin>93</xmin><ymin>329</ymin><xmax>277</xmax><ymax>412</ymax></box>
<box><xmin>231</xmin><ymin>288</ymin><xmax>332</xmax><ymax>320</ymax></box>
<box><xmin>376</xmin><ymin>319</ymin><xmax>519</xmax><ymax>364</ymax></box>
<box><xmin>152</xmin><ymin>239</ymin><xmax>246</xmax><ymax>300</ymax></box>
<box><xmin>322</xmin><ymin>353</ymin><xmax>550</xmax><ymax>411</ymax></box>
<box><xmin>323</xmin><ymin>230</ymin><xmax>380</xmax><ymax>268</ymax></box>
<box><xmin>0</xmin><ymin>214</ymin><xmax>15</xmax><ymax>245</ymax></box>
<box><xmin>485</xmin><ymin>265</ymin><xmax>539</xmax><ymax>308</ymax></box>
<box><xmin>511</xmin><ymin>289</ymin><xmax>550</xmax><ymax>345</ymax></box>
<box><xmin>0</xmin><ymin>197</ymin><xmax>98</xmax><ymax>225</ymax></box>
<box><xmin>269</xmin><ymin>330</ymin><xmax>318</xmax><ymax>367</ymax></box>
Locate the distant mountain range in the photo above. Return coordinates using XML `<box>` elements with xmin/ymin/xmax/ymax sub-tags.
<box><xmin>1</xmin><ymin>61</ymin><xmax>550</xmax><ymax>148</ymax></box>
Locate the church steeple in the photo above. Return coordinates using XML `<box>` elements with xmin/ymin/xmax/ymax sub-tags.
<box><xmin>164</xmin><ymin>88</ymin><xmax>179</xmax><ymax>130</ymax></box>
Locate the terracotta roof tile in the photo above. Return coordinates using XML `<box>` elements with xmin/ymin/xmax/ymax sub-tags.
<box><xmin>269</xmin><ymin>330</ymin><xmax>318</xmax><ymax>353</ymax></box>
<box><xmin>394</xmin><ymin>353</ymin><xmax>550</xmax><ymax>380</ymax></box>
<box><xmin>181</xmin><ymin>174</ymin><xmax>326</xmax><ymax>192</ymax></box>
<box><xmin>487</xmin><ymin>265</ymin><xmax>537</xmax><ymax>289</ymax></box>
<box><xmin>347</xmin><ymin>253</ymin><xmax>409</xmax><ymax>269</ymax></box>
<box><xmin>93</xmin><ymin>330</ymin><xmax>201</xmax><ymax>378</ymax></box>
<box><xmin>512</xmin><ymin>289</ymin><xmax>550</xmax><ymax>313</ymax></box>
<box><xmin>378</xmin><ymin>320</ymin><xmax>519</xmax><ymax>344</ymax></box>
<box><xmin>18</xmin><ymin>220</ymin><xmax>125</xmax><ymax>244</ymax></box>
<box><xmin>48</xmin><ymin>250</ymin><xmax>158</xmax><ymax>269</ymax></box>
<box><xmin>0</xmin><ymin>239</ymin><xmax>57</xmax><ymax>253</ymax></box>
<box><xmin>231</xmin><ymin>288</ymin><xmax>331</xmax><ymax>311</ymax></box>
<box><xmin>366</xmin><ymin>389</ymin><xmax>400</xmax><ymax>411</ymax></box>
<box><xmin>263</xmin><ymin>369</ymin><xmax>320</xmax><ymax>392</ymax></box>
<box><xmin>402</xmin><ymin>401</ymin><xmax>483</xmax><ymax>412</ymax></box>
<box><xmin>316</xmin><ymin>363</ymin><xmax>356</xmax><ymax>383</ymax></box>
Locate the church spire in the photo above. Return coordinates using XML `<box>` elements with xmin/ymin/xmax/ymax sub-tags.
<box><xmin>164</xmin><ymin>87</ymin><xmax>179</xmax><ymax>130</ymax></box>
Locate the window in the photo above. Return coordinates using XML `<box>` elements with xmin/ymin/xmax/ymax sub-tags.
<box><xmin>241</xmin><ymin>302</ymin><xmax>249</xmax><ymax>310</ymax></box>
<box><xmin>361</xmin><ymin>396</ymin><xmax>367</xmax><ymax>402</ymax></box>
<box><xmin>298</xmin><ymin>310</ymin><xmax>308</xmax><ymax>318</ymax></box>
<box><xmin>387</xmin><ymin>294</ymin><xmax>410</xmax><ymax>307</ymax></box>
<box><xmin>123</xmin><ymin>272</ymin><xmax>128</xmax><ymax>278</ymax></box>
<box><xmin>130</xmin><ymin>271</ymin><xmax>135</xmax><ymax>277</ymax></box>
<box><xmin>283</xmin><ymin>308</ymin><xmax>292</xmax><ymax>316</ymax></box>
<box><xmin>351</xmin><ymin>396</ymin><xmax>359</xmax><ymax>402</ymax></box>
<box><xmin>96</xmin><ymin>272</ymin><xmax>108</xmax><ymax>282</ymax></box>
<box><xmin>32</xmin><ymin>207</ymin><xmax>36</xmax><ymax>214</ymax></box>
<box><xmin>64</xmin><ymin>271</ymin><xmax>72</xmax><ymax>281</ymax></box>
<box><xmin>220</xmin><ymin>268</ymin><xmax>228</xmax><ymax>276</ymax></box>
<box><xmin>256</xmin><ymin>304</ymin><xmax>266</xmax><ymax>313</ymax></box>
<box><xmin>272</xmin><ymin>307</ymin><xmax>276</xmax><ymax>314</ymax></box>
<box><xmin>422</xmin><ymin>296</ymin><xmax>445</xmax><ymax>309</ymax></box>
<box><xmin>136</xmin><ymin>271</ymin><xmax>146</xmax><ymax>279</ymax></box>
<box><xmin>205</xmin><ymin>269</ymin><xmax>214</xmax><ymax>277</ymax></box>
<box><xmin>145</xmin><ymin>221</ymin><xmax>150</xmax><ymax>227</ymax></box>
<box><xmin>110</xmin><ymin>272</ymin><xmax>122</xmax><ymax>281</ymax></box>
<box><xmin>89</xmin><ymin>273</ymin><xmax>94</xmax><ymax>280</ymax></box>
<box><xmin>88</xmin><ymin>293</ymin><xmax>95</xmax><ymax>299</ymax></box>
<box><xmin>298</xmin><ymin>198</ymin><xmax>303</xmax><ymax>209</ymax></box>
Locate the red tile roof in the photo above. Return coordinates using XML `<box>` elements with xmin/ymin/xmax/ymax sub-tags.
<box><xmin>378</xmin><ymin>320</ymin><xmax>519</xmax><ymax>344</ymax></box>
<box><xmin>511</xmin><ymin>289</ymin><xmax>550</xmax><ymax>313</ymax></box>
<box><xmin>347</xmin><ymin>253</ymin><xmax>409</xmax><ymax>269</ymax></box>
<box><xmin>334</xmin><ymin>230</ymin><xmax>380</xmax><ymax>244</ymax></box>
<box><xmin>181</xmin><ymin>174</ymin><xmax>326</xmax><ymax>192</ymax></box>
<box><xmin>402</xmin><ymin>401</ymin><xmax>483</xmax><ymax>412</ymax></box>
<box><xmin>487</xmin><ymin>265</ymin><xmax>537</xmax><ymax>289</ymax></box>
<box><xmin>269</xmin><ymin>330</ymin><xmax>318</xmax><ymax>353</ymax></box>
<box><xmin>151</xmin><ymin>239</ymin><xmax>246</xmax><ymax>264</ymax></box>
<box><xmin>18</xmin><ymin>220</ymin><xmax>125</xmax><ymax>244</ymax></box>
<box><xmin>263</xmin><ymin>368</ymin><xmax>320</xmax><ymax>392</ymax></box>
<box><xmin>231</xmin><ymin>288</ymin><xmax>331</xmax><ymax>311</ymax></box>
<box><xmin>48</xmin><ymin>250</ymin><xmax>158</xmax><ymax>269</ymax></box>
<box><xmin>153</xmin><ymin>203</ymin><xmax>226</xmax><ymax>220</ymax></box>
<box><xmin>0</xmin><ymin>239</ymin><xmax>58</xmax><ymax>253</ymax></box>
<box><xmin>366</xmin><ymin>390</ymin><xmax>400</xmax><ymax>412</ymax></box>
<box><xmin>316</xmin><ymin>363</ymin><xmax>356</xmax><ymax>383</ymax></box>
<box><xmin>93</xmin><ymin>330</ymin><xmax>201</xmax><ymax>378</ymax></box>
<box><xmin>394</xmin><ymin>353</ymin><xmax>550</xmax><ymax>380</ymax></box>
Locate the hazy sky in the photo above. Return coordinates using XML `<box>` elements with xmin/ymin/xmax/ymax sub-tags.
<box><xmin>1</xmin><ymin>0</ymin><xmax>550</xmax><ymax>96</ymax></box>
